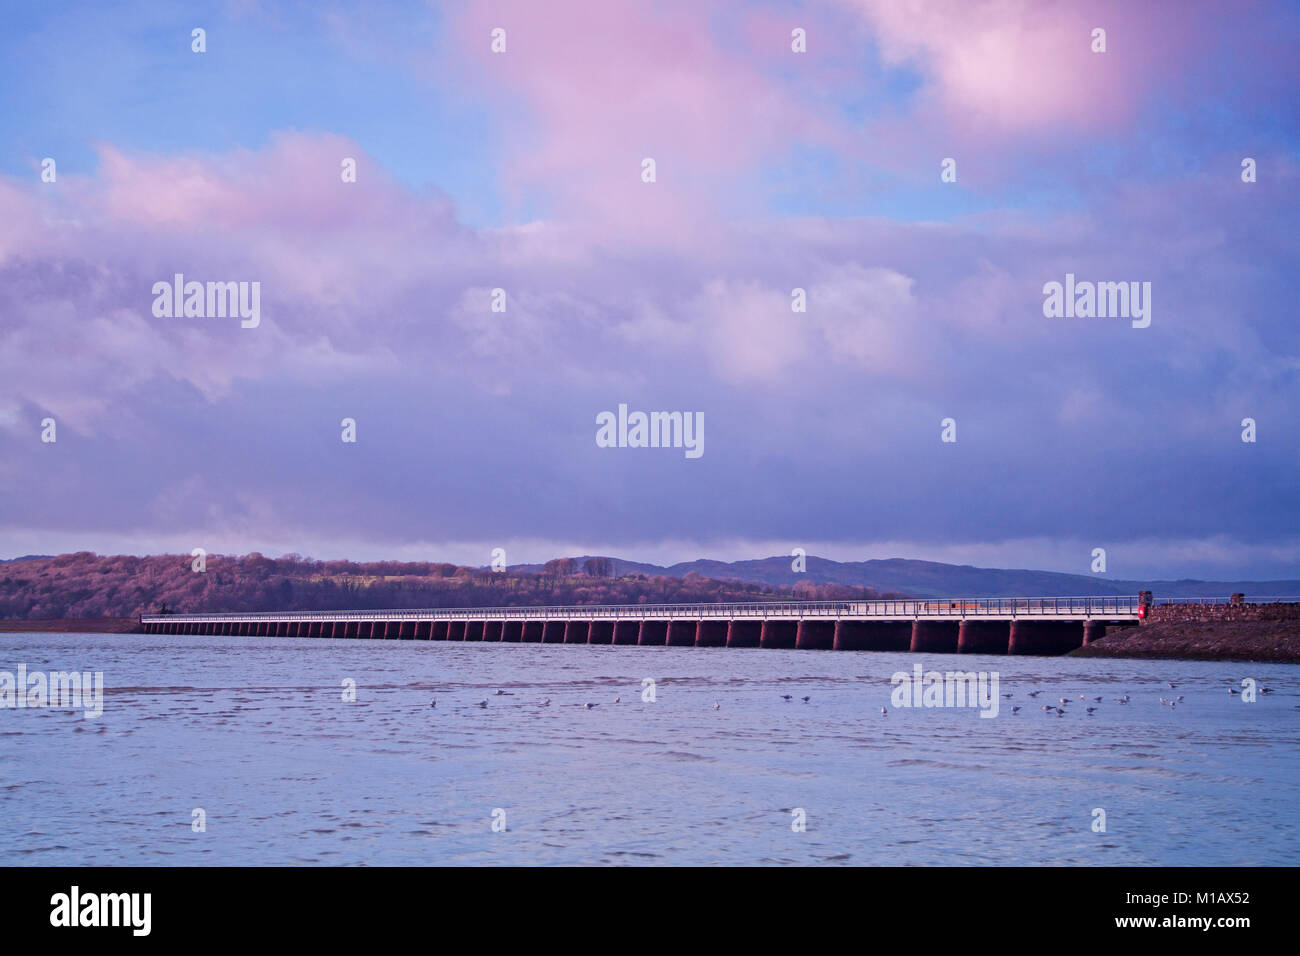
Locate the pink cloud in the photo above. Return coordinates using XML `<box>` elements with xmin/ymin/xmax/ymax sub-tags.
<box><xmin>441</xmin><ymin>0</ymin><xmax>835</xmax><ymax>234</ymax></box>
<box><xmin>845</xmin><ymin>0</ymin><xmax>1253</xmax><ymax>137</ymax></box>
<box><xmin>850</xmin><ymin>0</ymin><xmax>1140</xmax><ymax>131</ymax></box>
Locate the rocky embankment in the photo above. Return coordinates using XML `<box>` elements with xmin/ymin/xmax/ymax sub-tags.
<box><xmin>1072</xmin><ymin>602</ymin><xmax>1300</xmax><ymax>662</ymax></box>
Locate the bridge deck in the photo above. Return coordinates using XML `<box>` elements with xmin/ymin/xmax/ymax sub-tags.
<box><xmin>142</xmin><ymin>595</ymin><xmax>1142</xmax><ymax>625</ymax></box>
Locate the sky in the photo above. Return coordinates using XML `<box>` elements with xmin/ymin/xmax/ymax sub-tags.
<box><xmin>0</xmin><ymin>0</ymin><xmax>1297</xmax><ymax>580</ymax></box>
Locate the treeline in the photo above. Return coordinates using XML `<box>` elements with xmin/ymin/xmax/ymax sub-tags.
<box><xmin>0</xmin><ymin>552</ymin><xmax>896</xmax><ymax>620</ymax></box>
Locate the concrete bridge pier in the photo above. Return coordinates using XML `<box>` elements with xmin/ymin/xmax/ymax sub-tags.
<box><xmin>957</xmin><ymin>620</ymin><xmax>1010</xmax><ymax>654</ymax></box>
<box><xmin>358</xmin><ymin>622</ymin><xmax>374</xmax><ymax>639</ymax></box>
<box><xmin>638</xmin><ymin>620</ymin><xmax>668</xmax><ymax>646</ymax></box>
<box><xmin>521</xmin><ymin>621</ymin><xmax>543</xmax><ymax>643</ymax></box>
<box><xmin>541</xmin><ymin>621</ymin><xmax>566</xmax><ymax>643</ymax></box>
<box><xmin>760</xmin><ymin>620</ymin><xmax>797</xmax><ymax>649</ymax></box>
<box><xmin>1009</xmin><ymin>621</ymin><xmax>1084</xmax><ymax>655</ymax></box>
<box><xmin>588</xmin><ymin>621</ymin><xmax>615</xmax><ymax>644</ymax></box>
<box><xmin>431</xmin><ymin>621</ymin><xmax>449</xmax><ymax>641</ymax></box>
<box><xmin>667</xmin><ymin>620</ymin><xmax>697</xmax><ymax>646</ymax></box>
<box><xmin>796</xmin><ymin>620</ymin><xmax>836</xmax><ymax>650</ymax></box>
<box><xmin>415</xmin><ymin>621</ymin><xmax>431</xmax><ymax>639</ymax></box>
<box><xmin>464</xmin><ymin>621</ymin><xmax>485</xmax><ymax>642</ymax></box>
<box><xmin>613</xmin><ymin>621</ymin><xmax>640</xmax><ymax>645</ymax></box>
<box><xmin>696</xmin><ymin>620</ymin><xmax>728</xmax><ymax>647</ymax></box>
<box><xmin>446</xmin><ymin>621</ymin><xmax>466</xmax><ymax>641</ymax></box>
<box><xmin>482</xmin><ymin>621</ymin><xmax>503</xmax><ymax>642</ymax></box>
<box><xmin>501</xmin><ymin>621</ymin><xmax>523</xmax><ymax>642</ymax></box>
<box><xmin>910</xmin><ymin>620</ymin><xmax>959</xmax><ymax>653</ymax></box>
<box><xmin>346</xmin><ymin>621</ymin><xmax>361</xmax><ymax>639</ymax></box>
<box><xmin>834</xmin><ymin>620</ymin><xmax>912</xmax><ymax>651</ymax></box>
<box><xmin>726</xmin><ymin>620</ymin><xmax>762</xmax><ymax>647</ymax></box>
<box><xmin>564</xmin><ymin>621</ymin><xmax>590</xmax><ymax>644</ymax></box>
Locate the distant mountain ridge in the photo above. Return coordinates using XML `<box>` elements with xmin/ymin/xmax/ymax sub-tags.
<box><xmin>516</xmin><ymin>555</ymin><xmax>1299</xmax><ymax>600</ymax></box>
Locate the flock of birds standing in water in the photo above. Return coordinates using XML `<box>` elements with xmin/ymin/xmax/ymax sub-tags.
<box><xmin>425</xmin><ymin>679</ymin><xmax>1280</xmax><ymax>715</ymax></box>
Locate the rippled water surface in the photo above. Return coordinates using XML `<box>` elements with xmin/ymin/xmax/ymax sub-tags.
<box><xmin>2</xmin><ymin>632</ymin><xmax>1297</xmax><ymax>865</ymax></box>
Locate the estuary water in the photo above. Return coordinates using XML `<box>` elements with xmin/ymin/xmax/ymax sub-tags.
<box><xmin>1</xmin><ymin>632</ymin><xmax>1297</xmax><ymax>866</ymax></box>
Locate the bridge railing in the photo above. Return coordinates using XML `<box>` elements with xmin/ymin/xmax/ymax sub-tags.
<box><xmin>141</xmin><ymin>594</ymin><xmax>1143</xmax><ymax>623</ymax></box>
